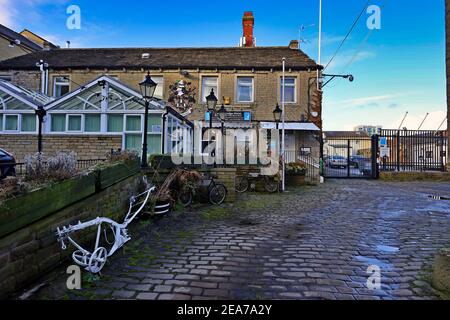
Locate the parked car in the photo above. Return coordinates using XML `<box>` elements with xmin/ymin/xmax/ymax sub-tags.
<box><xmin>326</xmin><ymin>155</ymin><xmax>347</xmax><ymax>169</ymax></box>
<box><xmin>0</xmin><ymin>148</ymin><xmax>16</xmax><ymax>180</ymax></box>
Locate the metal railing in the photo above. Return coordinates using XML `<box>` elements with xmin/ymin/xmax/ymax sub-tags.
<box><xmin>284</xmin><ymin>150</ymin><xmax>320</xmax><ymax>182</ymax></box>
<box><xmin>1</xmin><ymin>159</ymin><xmax>106</xmax><ymax>178</ymax></box>
<box><xmin>379</xmin><ymin>129</ymin><xmax>447</xmax><ymax>172</ymax></box>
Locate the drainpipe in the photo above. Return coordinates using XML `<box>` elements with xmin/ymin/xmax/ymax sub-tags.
<box><xmin>36</xmin><ymin>60</ymin><xmax>48</xmax><ymax>94</ymax></box>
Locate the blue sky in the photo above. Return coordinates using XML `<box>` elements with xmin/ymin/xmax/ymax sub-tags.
<box><xmin>1</xmin><ymin>0</ymin><xmax>447</xmax><ymax>130</ymax></box>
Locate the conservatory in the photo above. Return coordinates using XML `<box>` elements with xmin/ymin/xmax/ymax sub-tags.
<box><xmin>0</xmin><ymin>79</ymin><xmax>53</xmax><ymax>134</ymax></box>
<box><xmin>43</xmin><ymin>76</ymin><xmax>193</xmax><ymax>155</ymax></box>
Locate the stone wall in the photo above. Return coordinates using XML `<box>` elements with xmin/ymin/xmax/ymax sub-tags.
<box><xmin>0</xmin><ymin>134</ymin><xmax>122</xmax><ymax>162</ymax></box>
<box><xmin>4</xmin><ymin>68</ymin><xmax>322</xmax><ymax>126</ymax></box>
<box><xmin>0</xmin><ymin>173</ymin><xmax>145</xmax><ymax>299</ymax></box>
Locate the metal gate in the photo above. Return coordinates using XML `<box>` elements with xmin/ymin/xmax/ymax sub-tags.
<box><xmin>322</xmin><ymin>134</ymin><xmax>378</xmax><ymax>179</ymax></box>
<box><xmin>379</xmin><ymin>129</ymin><xmax>447</xmax><ymax>172</ymax></box>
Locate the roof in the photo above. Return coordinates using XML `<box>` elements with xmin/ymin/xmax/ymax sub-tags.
<box><xmin>0</xmin><ymin>79</ymin><xmax>53</xmax><ymax>107</ymax></box>
<box><xmin>20</xmin><ymin>29</ymin><xmax>58</xmax><ymax>49</ymax></box>
<box><xmin>324</xmin><ymin>131</ymin><xmax>371</xmax><ymax>139</ymax></box>
<box><xmin>0</xmin><ymin>46</ymin><xmax>322</xmax><ymax>71</ymax></box>
<box><xmin>0</xmin><ymin>24</ymin><xmax>43</xmax><ymax>51</ymax></box>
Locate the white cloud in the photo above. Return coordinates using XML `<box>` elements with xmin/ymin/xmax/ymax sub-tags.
<box><xmin>0</xmin><ymin>0</ymin><xmax>16</xmax><ymax>28</ymax></box>
<box><xmin>388</xmin><ymin>110</ymin><xmax>447</xmax><ymax>131</ymax></box>
<box><xmin>329</xmin><ymin>94</ymin><xmax>403</xmax><ymax>109</ymax></box>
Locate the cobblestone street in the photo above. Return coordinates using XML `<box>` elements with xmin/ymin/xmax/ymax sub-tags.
<box><xmin>24</xmin><ymin>180</ymin><xmax>450</xmax><ymax>300</ymax></box>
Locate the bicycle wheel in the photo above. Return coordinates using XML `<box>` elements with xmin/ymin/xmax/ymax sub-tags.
<box><xmin>264</xmin><ymin>177</ymin><xmax>279</xmax><ymax>193</ymax></box>
<box><xmin>209</xmin><ymin>184</ymin><xmax>227</xmax><ymax>205</ymax></box>
<box><xmin>179</xmin><ymin>191</ymin><xmax>193</xmax><ymax>207</ymax></box>
<box><xmin>235</xmin><ymin>176</ymin><xmax>249</xmax><ymax>193</ymax></box>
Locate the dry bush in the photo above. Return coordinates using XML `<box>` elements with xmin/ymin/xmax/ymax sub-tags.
<box><xmin>24</xmin><ymin>152</ymin><xmax>78</xmax><ymax>182</ymax></box>
<box><xmin>106</xmin><ymin>149</ymin><xmax>139</xmax><ymax>163</ymax></box>
<box><xmin>0</xmin><ymin>176</ymin><xmax>27</xmax><ymax>203</ymax></box>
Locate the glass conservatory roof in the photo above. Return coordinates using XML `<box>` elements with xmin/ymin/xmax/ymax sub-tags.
<box><xmin>0</xmin><ymin>80</ymin><xmax>53</xmax><ymax>110</ymax></box>
<box><xmin>46</xmin><ymin>76</ymin><xmax>165</xmax><ymax>112</ymax></box>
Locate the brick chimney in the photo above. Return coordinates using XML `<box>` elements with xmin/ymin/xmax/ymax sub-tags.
<box><xmin>289</xmin><ymin>40</ymin><xmax>299</xmax><ymax>49</ymax></box>
<box><xmin>241</xmin><ymin>11</ymin><xmax>255</xmax><ymax>47</ymax></box>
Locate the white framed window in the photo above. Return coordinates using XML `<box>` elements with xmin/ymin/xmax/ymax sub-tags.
<box><xmin>4</xmin><ymin>114</ymin><xmax>19</xmax><ymax>132</ymax></box>
<box><xmin>201</xmin><ymin>76</ymin><xmax>218</xmax><ymax>102</ymax></box>
<box><xmin>53</xmin><ymin>76</ymin><xmax>70</xmax><ymax>98</ymax></box>
<box><xmin>280</xmin><ymin>77</ymin><xmax>297</xmax><ymax>103</ymax></box>
<box><xmin>67</xmin><ymin>114</ymin><xmax>83</xmax><ymax>132</ymax></box>
<box><xmin>125</xmin><ymin>115</ymin><xmax>142</xmax><ymax>132</ymax></box>
<box><xmin>236</xmin><ymin>76</ymin><xmax>254</xmax><ymax>103</ymax></box>
<box><xmin>151</xmin><ymin>76</ymin><xmax>164</xmax><ymax>99</ymax></box>
<box><xmin>21</xmin><ymin>114</ymin><xmax>37</xmax><ymax>132</ymax></box>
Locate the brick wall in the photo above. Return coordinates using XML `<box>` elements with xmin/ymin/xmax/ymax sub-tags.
<box><xmin>0</xmin><ymin>173</ymin><xmax>144</xmax><ymax>299</ymax></box>
<box><xmin>0</xmin><ymin>134</ymin><xmax>122</xmax><ymax>162</ymax></box>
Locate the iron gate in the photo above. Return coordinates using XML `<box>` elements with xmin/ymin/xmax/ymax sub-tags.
<box><xmin>379</xmin><ymin>129</ymin><xmax>447</xmax><ymax>172</ymax></box>
<box><xmin>322</xmin><ymin>135</ymin><xmax>378</xmax><ymax>179</ymax></box>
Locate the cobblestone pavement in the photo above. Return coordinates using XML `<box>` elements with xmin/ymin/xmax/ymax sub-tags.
<box><xmin>22</xmin><ymin>180</ymin><xmax>450</xmax><ymax>300</ymax></box>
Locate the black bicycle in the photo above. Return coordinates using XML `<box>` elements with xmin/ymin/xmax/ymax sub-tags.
<box><xmin>179</xmin><ymin>173</ymin><xmax>227</xmax><ymax>206</ymax></box>
<box><xmin>235</xmin><ymin>172</ymin><xmax>279</xmax><ymax>193</ymax></box>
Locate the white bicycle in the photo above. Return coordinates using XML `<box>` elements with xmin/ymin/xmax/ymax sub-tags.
<box><xmin>56</xmin><ymin>178</ymin><xmax>156</xmax><ymax>274</ymax></box>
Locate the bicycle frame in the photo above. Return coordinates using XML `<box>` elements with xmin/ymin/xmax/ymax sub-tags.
<box><xmin>56</xmin><ymin>178</ymin><xmax>155</xmax><ymax>273</ymax></box>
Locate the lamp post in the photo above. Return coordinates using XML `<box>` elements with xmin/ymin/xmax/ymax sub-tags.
<box><xmin>35</xmin><ymin>105</ymin><xmax>47</xmax><ymax>153</ymax></box>
<box><xmin>218</xmin><ymin>103</ymin><xmax>227</xmax><ymax>165</ymax></box>
<box><xmin>273</xmin><ymin>103</ymin><xmax>282</xmax><ymax>130</ymax></box>
<box><xmin>205</xmin><ymin>89</ymin><xmax>218</xmax><ymax>163</ymax></box>
<box><xmin>139</xmin><ymin>71</ymin><xmax>157</xmax><ymax>168</ymax></box>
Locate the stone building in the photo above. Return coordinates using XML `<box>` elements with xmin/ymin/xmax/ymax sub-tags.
<box><xmin>447</xmin><ymin>0</ymin><xmax>450</xmax><ymax>169</ymax></box>
<box><xmin>0</xmin><ymin>12</ymin><xmax>323</xmax><ymax>163</ymax></box>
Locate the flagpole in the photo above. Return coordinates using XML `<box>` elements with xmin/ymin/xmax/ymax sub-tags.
<box><xmin>317</xmin><ymin>0</ymin><xmax>322</xmax><ymax>90</ymax></box>
<box><xmin>282</xmin><ymin>57</ymin><xmax>286</xmax><ymax>192</ymax></box>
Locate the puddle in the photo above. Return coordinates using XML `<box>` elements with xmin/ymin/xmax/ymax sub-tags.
<box><xmin>355</xmin><ymin>255</ymin><xmax>393</xmax><ymax>270</ymax></box>
<box><xmin>376</xmin><ymin>245</ymin><xmax>399</xmax><ymax>253</ymax></box>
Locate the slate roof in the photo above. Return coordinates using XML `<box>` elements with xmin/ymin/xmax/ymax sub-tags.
<box><xmin>0</xmin><ymin>46</ymin><xmax>322</xmax><ymax>71</ymax></box>
<box><xmin>324</xmin><ymin>131</ymin><xmax>371</xmax><ymax>139</ymax></box>
<box><xmin>0</xmin><ymin>24</ymin><xmax>43</xmax><ymax>51</ymax></box>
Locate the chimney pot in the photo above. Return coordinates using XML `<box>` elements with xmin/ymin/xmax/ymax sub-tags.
<box><xmin>289</xmin><ymin>40</ymin><xmax>299</xmax><ymax>50</ymax></box>
<box><xmin>241</xmin><ymin>11</ymin><xmax>255</xmax><ymax>47</ymax></box>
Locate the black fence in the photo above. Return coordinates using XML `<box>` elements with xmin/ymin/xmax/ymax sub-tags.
<box><xmin>322</xmin><ymin>135</ymin><xmax>378</xmax><ymax>179</ymax></box>
<box><xmin>379</xmin><ymin>129</ymin><xmax>447</xmax><ymax>172</ymax></box>
<box><xmin>284</xmin><ymin>151</ymin><xmax>320</xmax><ymax>183</ymax></box>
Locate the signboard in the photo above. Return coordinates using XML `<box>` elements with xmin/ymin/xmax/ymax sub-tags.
<box><xmin>380</xmin><ymin>146</ymin><xmax>390</xmax><ymax>158</ymax></box>
<box><xmin>380</xmin><ymin>137</ymin><xmax>387</xmax><ymax>147</ymax></box>
<box><xmin>205</xmin><ymin>111</ymin><xmax>252</xmax><ymax>122</ymax></box>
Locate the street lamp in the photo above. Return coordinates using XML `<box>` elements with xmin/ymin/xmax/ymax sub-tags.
<box><xmin>35</xmin><ymin>105</ymin><xmax>47</xmax><ymax>154</ymax></box>
<box><xmin>273</xmin><ymin>103</ymin><xmax>282</xmax><ymax>129</ymax></box>
<box><xmin>139</xmin><ymin>71</ymin><xmax>158</xmax><ymax>168</ymax></box>
<box><xmin>205</xmin><ymin>89</ymin><xmax>218</xmax><ymax>165</ymax></box>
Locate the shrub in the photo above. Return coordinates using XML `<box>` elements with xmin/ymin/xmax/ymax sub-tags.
<box><xmin>286</xmin><ymin>162</ymin><xmax>307</xmax><ymax>176</ymax></box>
<box><xmin>107</xmin><ymin>149</ymin><xmax>139</xmax><ymax>163</ymax></box>
<box><xmin>24</xmin><ymin>152</ymin><xmax>78</xmax><ymax>182</ymax></box>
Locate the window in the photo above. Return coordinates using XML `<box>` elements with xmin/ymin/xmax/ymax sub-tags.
<box><xmin>125</xmin><ymin>134</ymin><xmax>142</xmax><ymax>152</ymax></box>
<box><xmin>125</xmin><ymin>115</ymin><xmax>141</xmax><ymax>132</ymax></box>
<box><xmin>4</xmin><ymin>115</ymin><xmax>18</xmax><ymax>131</ymax></box>
<box><xmin>0</xmin><ymin>75</ymin><xmax>12</xmax><ymax>82</ymax></box>
<box><xmin>68</xmin><ymin>115</ymin><xmax>82</xmax><ymax>132</ymax></box>
<box><xmin>151</xmin><ymin>76</ymin><xmax>164</xmax><ymax>99</ymax></box>
<box><xmin>280</xmin><ymin>77</ymin><xmax>297</xmax><ymax>103</ymax></box>
<box><xmin>53</xmin><ymin>76</ymin><xmax>70</xmax><ymax>97</ymax></box>
<box><xmin>0</xmin><ymin>114</ymin><xmax>2</xmax><ymax>131</ymax></box>
<box><xmin>51</xmin><ymin>114</ymin><xmax>66</xmax><ymax>132</ymax></box>
<box><xmin>85</xmin><ymin>114</ymin><xmax>101</xmax><ymax>132</ymax></box>
<box><xmin>22</xmin><ymin>114</ymin><xmax>36</xmax><ymax>132</ymax></box>
<box><xmin>107</xmin><ymin>115</ymin><xmax>123</xmax><ymax>132</ymax></box>
<box><xmin>202</xmin><ymin>76</ymin><xmax>218</xmax><ymax>102</ymax></box>
<box><xmin>237</xmin><ymin>77</ymin><xmax>254</xmax><ymax>103</ymax></box>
